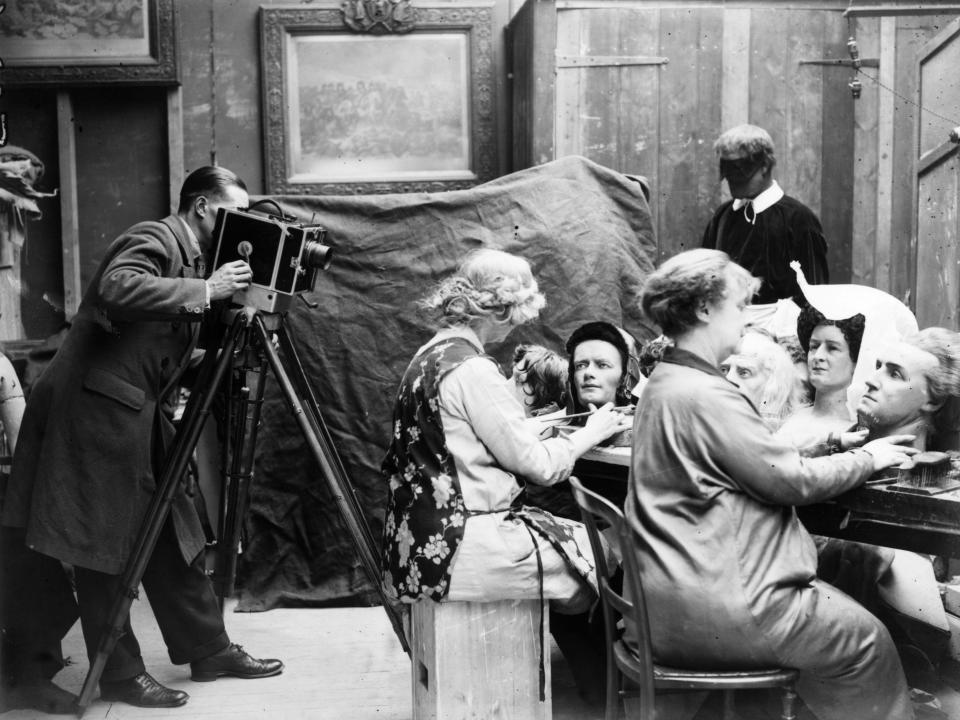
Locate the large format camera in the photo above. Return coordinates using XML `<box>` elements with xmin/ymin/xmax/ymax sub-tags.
<box><xmin>211</xmin><ymin>204</ymin><xmax>332</xmax><ymax>313</ymax></box>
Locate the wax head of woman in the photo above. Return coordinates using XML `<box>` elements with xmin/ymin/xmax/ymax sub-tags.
<box><xmin>720</xmin><ymin>327</ymin><xmax>797</xmax><ymax>427</ymax></box>
<box><xmin>796</xmin><ymin>305</ymin><xmax>865</xmax><ymax>395</ymax></box>
<box><xmin>641</xmin><ymin>249</ymin><xmax>760</xmax><ymax>362</ymax></box>
<box><xmin>510</xmin><ymin>344</ymin><xmax>568</xmax><ymax>417</ymax></box>
<box><xmin>420</xmin><ymin>249</ymin><xmax>546</xmax><ymax>338</ymax></box>
<box><xmin>565</xmin><ymin>321</ymin><xmax>632</xmax><ymax>413</ymax></box>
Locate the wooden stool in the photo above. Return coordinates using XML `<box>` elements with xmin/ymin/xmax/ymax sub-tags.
<box><xmin>410</xmin><ymin>598</ymin><xmax>551</xmax><ymax>720</ymax></box>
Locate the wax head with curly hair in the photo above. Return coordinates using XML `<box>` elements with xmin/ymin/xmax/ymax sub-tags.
<box><xmin>641</xmin><ymin>249</ymin><xmax>760</xmax><ymax>338</ymax></box>
<box><xmin>510</xmin><ymin>344</ymin><xmax>568</xmax><ymax>416</ymax></box>
<box><xmin>420</xmin><ymin>248</ymin><xmax>546</xmax><ymax>328</ymax></box>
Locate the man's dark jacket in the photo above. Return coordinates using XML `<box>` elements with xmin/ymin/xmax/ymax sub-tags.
<box><xmin>2</xmin><ymin>215</ymin><xmax>209</xmax><ymax>574</ymax></box>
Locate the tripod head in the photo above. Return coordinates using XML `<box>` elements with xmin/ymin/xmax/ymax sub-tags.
<box><xmin>211</xmin><ymin>200</ymin><xmax>332</xmax><ymax>313</ymax></box>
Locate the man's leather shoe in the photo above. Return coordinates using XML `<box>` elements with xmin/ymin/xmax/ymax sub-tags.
<box><xmin>99</xmin><ymin>672</ymin><xmax>189</xmax><ymax>708</ymax></box>
<box><xmin>0</xmin><ymin>678</ymin><xmax>77</xmax><ymax>714</ymax></box>
<box><xmin>190</xmin><ymin>643</ymin><xmax>284</xmax><ymax>682</ymax></box>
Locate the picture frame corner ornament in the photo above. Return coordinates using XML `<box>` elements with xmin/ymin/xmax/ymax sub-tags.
<box><xmin>340</xmin><ymin>0</ymin><xmax>418</xmax><ymax>34</ymax></box>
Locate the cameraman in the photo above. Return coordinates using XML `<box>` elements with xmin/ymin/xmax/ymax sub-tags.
<box><xmin>2</xmin><ymin>167</ymin><xmax>283</xmax><ymax>709</ymax></box>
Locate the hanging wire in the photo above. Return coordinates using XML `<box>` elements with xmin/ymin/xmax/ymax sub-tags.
<box><xmin>844</xmin><ymin>4</ymin><xmax>960</xmax><ymax>131</ymax></box>
<box><xmin>855</xmin><ymin>67</ymin><xmax>960</xmax><ymax>127</ymax></box>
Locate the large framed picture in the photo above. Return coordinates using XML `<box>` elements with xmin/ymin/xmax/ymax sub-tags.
<box><xmin>261</xmin><ymin>3</ymin><xmax>497</xmax><ymax>195</ymax></box>
<box><xmin>0</xmin><ymin>0</ymin><xmax>178</xmax><ymax>86</ymax></box>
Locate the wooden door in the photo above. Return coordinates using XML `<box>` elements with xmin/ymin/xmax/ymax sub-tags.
<box><xmin>914</xmin><ymin>17</ymin><xmax>960</xmax><ymax>329</ymax></box>
<box><xmin>509</xmin><ymin>2</ymin><xmax>856</xmax><ymax>273</ymax></box>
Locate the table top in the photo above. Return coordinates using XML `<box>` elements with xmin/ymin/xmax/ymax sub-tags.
<box><xmin>574</xmin><ymin>448</ymin><xmax>960</xmax><ymax>557</ymax></box>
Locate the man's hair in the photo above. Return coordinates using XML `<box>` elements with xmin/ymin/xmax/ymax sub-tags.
<box><xmin>178</xmin><ymin>166</ymin><xmax>247</xmax><ymax>213</ymax></box>
<box><xmin>713</xmin><ymin>124</ymin><xmax>777</xmax><ymax>168</ymax></box>
<box><xmin>512</xmin><ymin>344</ymin><xmax>568</xmax><ymax>412</ymax></box>
<box><xmin>641</xmin><ymin>249</ymin><xmax>760</xmax><ymax>337</ymax></box>
<box><xmin>905</xmin><ymin>327</ymin><xmax>960</xmax><ymax>408</ymax></box>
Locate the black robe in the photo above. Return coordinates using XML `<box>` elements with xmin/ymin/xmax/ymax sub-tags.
<box><xmin>702</xmin><ymin>194</ymin><xmax>829</xmax><ymax>304</ymax></box>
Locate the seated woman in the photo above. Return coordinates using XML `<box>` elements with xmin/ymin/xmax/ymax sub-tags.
<box><xmin>381</xmin><ymin>250</ymin><xmax>630</xmax><ymax>703</ymax></box>
<box><xmin>380</xmin><ymin>248</ymin><xmax>630</xmax><ymax>603</ymax></box>
<box><xmin>627</xmin><ymin>248</ymin><xmax>917</xmax><ymax>720</ymax></box>
<box><xmin>720</xmin><ymin>327</ymin><xmax>797</xmax><ymax>429</ymax></box>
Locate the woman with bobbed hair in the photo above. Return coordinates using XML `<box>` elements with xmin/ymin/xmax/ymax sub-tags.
<box><xmin>381</xmin><ymin>248</ymin><xmax>629</xmax><ymax>610</ymax></box>
<box><xmin>627</xmin><ymin>248</ymin><xmax>919</xmax><ymax>720</ymax></box>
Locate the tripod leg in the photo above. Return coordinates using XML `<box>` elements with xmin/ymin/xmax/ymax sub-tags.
<box><xmin>213</xmin><ymin>351</ymin><xmax>268</xmax><ymax>611</ymax></box>
<box><xmin>75</xmin><ymin>313</ymin><xmax>248</xmax><ymax>716</ymax></box>
<box><xmin>276</xmin><ymin>325</ymin><xmax>381</xmax><ymax>555</ymax></box>
<box><xmin>253</xmin><ymin>316</ymin><xmax>410</xmax><ymax>655</ymax></box>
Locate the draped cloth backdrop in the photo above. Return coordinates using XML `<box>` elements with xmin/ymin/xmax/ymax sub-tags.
<box><xmin>236</xmin><ymin>155</ymin><xmax>658</xmax><ymax>610</ymax></box>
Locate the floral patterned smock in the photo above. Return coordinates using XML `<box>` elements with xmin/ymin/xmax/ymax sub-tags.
<box><xmin>381</xmin><ymin>337</ymin><xmax>476</xmax><ymax>601</ymax></box>
<box><xmin>381</xmin><ymin>334</ymin><xmax>600</xmax><ymax>605</ymax></box>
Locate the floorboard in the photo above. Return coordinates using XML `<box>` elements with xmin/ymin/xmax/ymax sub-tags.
<box><xmin>0</xmin><ymin>597</ymin><xmax>601</xmax><ymax>720</ymax></box>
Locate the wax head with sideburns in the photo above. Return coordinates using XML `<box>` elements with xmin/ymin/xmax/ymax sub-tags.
<box><xmin>857</xmin><ymin>327</ymin><xmax>960</xmax><ymax>446</ymax></box>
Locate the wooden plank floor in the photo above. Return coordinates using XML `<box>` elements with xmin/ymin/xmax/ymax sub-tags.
<box><xmin>5</xmin><ymin>596</ymin><xmax>958</xmax><ymax>719</ymax></box>
<box><xmin>1</xmin><ymin>597</ymin><xmax>601</xmax><ymax>720</ymax></box>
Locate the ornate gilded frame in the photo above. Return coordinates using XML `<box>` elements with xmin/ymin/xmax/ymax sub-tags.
<box><xmin>260</xmin><ymin>2</ymin><xmax>496</xmax><ymax>195</ymax></box>
<box><xmin>0</xmin><ymin>0</ymin><xmax>178</xmax><ymax>86</ymax></box>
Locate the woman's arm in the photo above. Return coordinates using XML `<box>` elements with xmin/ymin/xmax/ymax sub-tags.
<box><xmin>442</xmin><ymin>357</ymin><xmax>625</xmax><ymax>485</ymax></box>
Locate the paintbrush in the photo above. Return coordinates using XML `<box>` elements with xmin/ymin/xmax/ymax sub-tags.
<box><xmin>537</xmin><ymin>405</ymin><xmax>634</xmax><ymax>422</ymax></box>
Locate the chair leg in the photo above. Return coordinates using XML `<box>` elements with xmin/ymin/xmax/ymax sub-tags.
<box><xmin>721</xmin><ymin>689</ymin><xmax>736</xmax><ymax>720</ymax></box>
<box><xmin>780</xmin><ymin>685</ymin><xmax>798</xmax><ymax>720</ymax></box>
<box><xmin>606</xmin><ymin>666</ymin><xmax>619</xmax><ymax>720</ymax></box>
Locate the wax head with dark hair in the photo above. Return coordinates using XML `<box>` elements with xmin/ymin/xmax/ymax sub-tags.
<box><xmin>511</xmin><ymin>344</ymin><xmax>568</xmax><ymax>416</ymax></box>
<box><xmin>177</xmin><ymin>166</ymin><xmax>248</xmax><ymax>214</ymax></box>
<box><xmin>796</xmin><ymin>305</ymin><xmax>866</xmax><ymax>363</ymax></box>
<box><xmin>565</xmin><ymin>321</ymin><xmax>633</xmax><ymax>413</ymax></box>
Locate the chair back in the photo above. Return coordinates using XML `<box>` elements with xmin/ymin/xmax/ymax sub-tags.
<box><xmin>569</xmin><ymin>477</ymin><xmax>657</xmax><ymax>701</ymax></box>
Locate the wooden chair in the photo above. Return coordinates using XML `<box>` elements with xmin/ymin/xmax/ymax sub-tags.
<box><xmin>569</xmin><ymin>476</ymin><xmax>799</xmax><ymax>720</ymax></box>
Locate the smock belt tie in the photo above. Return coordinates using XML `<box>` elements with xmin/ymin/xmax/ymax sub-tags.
<box><xmin>466</xmin><ymin>505</ymin><xmax>547</xmax><ymax>702</ymax></box>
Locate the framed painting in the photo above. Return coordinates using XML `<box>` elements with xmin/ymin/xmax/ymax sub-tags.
<box><xmin>261</xmin><ymin>2</ymin><xmax>497</xmax><ymax>194</ymax></box>
<box><xmin>0</xmin><ymin>0</ymin><xmax>178</xmax><ymax>85</ymax></box>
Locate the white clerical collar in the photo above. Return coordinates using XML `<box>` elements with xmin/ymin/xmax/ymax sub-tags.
<box><xmin>731</xmin><ymin>180</ymin><xmax>784</xmax><ymax>223</ymax></box>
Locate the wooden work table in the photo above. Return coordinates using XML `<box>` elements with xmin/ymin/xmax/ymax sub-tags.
<box><xmin>575</xmin><ymin>448</ymin><xmax>960</xmax><ymax>558</ymax></box>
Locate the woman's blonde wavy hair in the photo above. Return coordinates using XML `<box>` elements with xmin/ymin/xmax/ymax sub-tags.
<box><xmin>421</xmin><ymin>249</ymin><xmax>546</xmax><ymax>327</ymax></box>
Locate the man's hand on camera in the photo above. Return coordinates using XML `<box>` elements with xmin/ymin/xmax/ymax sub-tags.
<box><xmin>207</xmin><ymin>260</ymin><xmax>253</xmax><ymax>301</ymax></box>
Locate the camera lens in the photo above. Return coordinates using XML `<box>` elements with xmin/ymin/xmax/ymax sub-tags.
<box><xmin>302</xmin><ymin>240</ymin><xmax>333</xmax><ymax>270</ymax></box>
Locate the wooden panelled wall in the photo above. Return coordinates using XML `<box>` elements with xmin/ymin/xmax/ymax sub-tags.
<box><xmin>509</xmin><ymin>0</ymin><xmax>957</xmax><ymax>303</ymax></box>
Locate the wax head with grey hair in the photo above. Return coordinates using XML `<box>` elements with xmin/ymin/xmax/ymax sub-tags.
<box><xmin>721</xmin><ymin>327</ymin><xmax>797</xmax><ymax>428</ymax></box>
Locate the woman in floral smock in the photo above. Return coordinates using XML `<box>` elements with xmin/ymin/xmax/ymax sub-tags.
<box><xmin>381</xmin><ymin>249</ymin><xmax>629</xmax><ymax>611</ymax></box>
